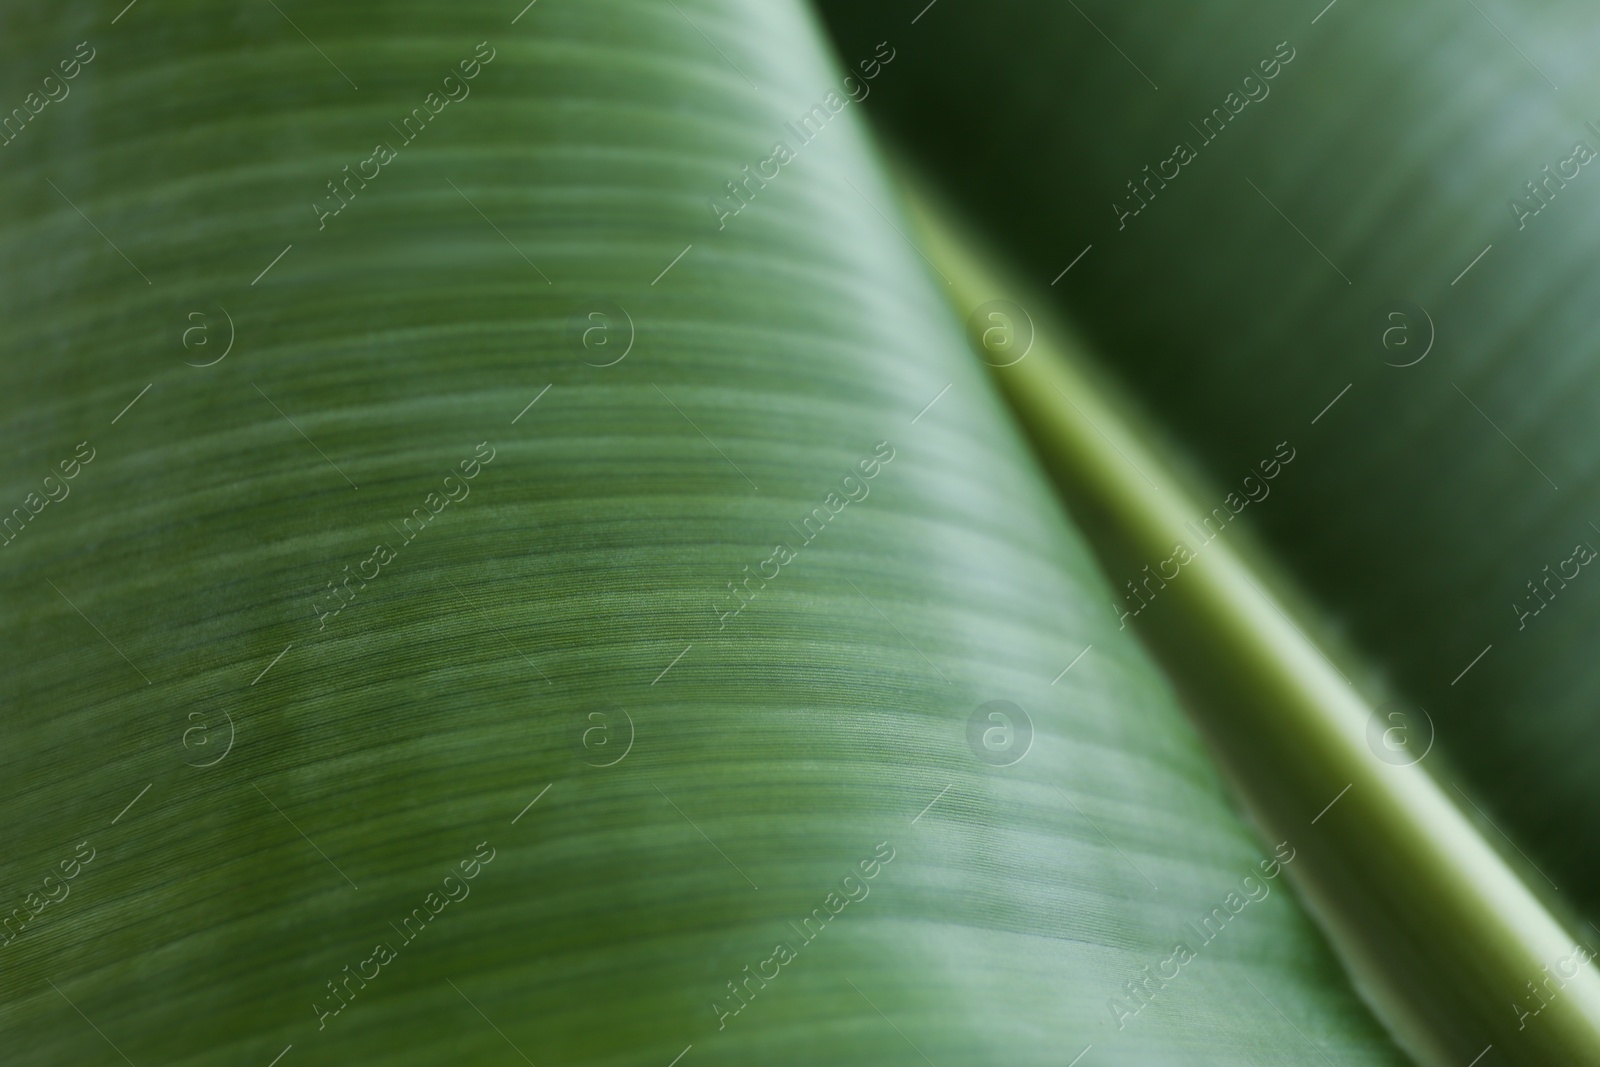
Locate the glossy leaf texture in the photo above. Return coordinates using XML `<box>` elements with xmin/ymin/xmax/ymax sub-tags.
<box><xmin>0</xmin><ymin>1</ymin><xmax>1403</xmax><ymax>1066</ymax></box>
<box><xmin>816</xmin><ymin>0</ymin><xmax>1600</xmax><ymax>932</ymax></box>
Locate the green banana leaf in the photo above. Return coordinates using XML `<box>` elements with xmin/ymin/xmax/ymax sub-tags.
<box><xmin>814</xmin><ymin>0</ymin><xmax>1600</xmax><ymax>920</ymax></box>
<box><xmin>815</xmin><ymin>0</ymin><xmax>1600</xmax><ymax>1059</ymax></box>
<box><xmin>0</xmin><ymin>0</ymin><xmax>1578</xmax><ymax>1064</ymax></box>
<box><xmin>902</xmin><ymin>178</ymin><xmax>1600</xmax><ymax>1064</ymax></box>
